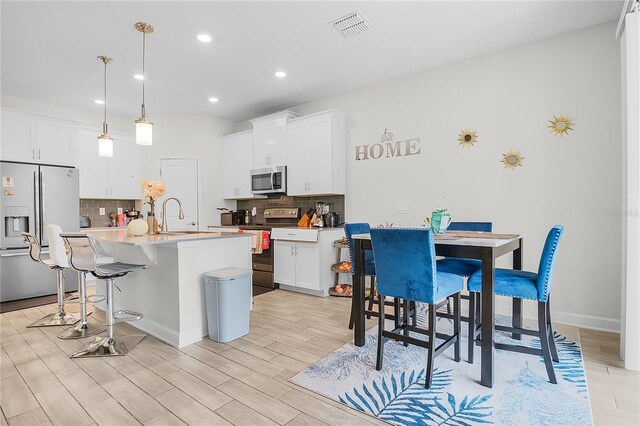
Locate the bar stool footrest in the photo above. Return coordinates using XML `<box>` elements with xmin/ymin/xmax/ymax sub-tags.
<box><xmin>87</xmin><ymin>294</ymin><xmax>106</xmax><ymax>303</ymax></box>
<box><xmin>64</xmin><ymin>295</ymin><xmax>80</xmax><ymax>303</ymax></box>
<box><xmin>114</xmin><ymin>310</ymin><xmax>143</xmax><ymax>322</ymax></box>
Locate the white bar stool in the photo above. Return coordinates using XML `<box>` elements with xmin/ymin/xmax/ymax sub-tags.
<box><xmin>45</xmin><ymin>225</ymin><xmax>108</xmax><ymax>340</ymax></box>
<box><xmin>61</xmin><ymin>232</ymin><xmax>146</xmax><ymax>357</ymax></box>
<box><xmin>22</xmin><ymin>233</ymin><xmax>80</xmax><ymax>327</ymax></box>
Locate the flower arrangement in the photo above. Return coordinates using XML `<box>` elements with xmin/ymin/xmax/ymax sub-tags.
<box><xmin>139</xmin><ymin>180</ymin><xmax>166</xmax><ymax>214</ymax></box>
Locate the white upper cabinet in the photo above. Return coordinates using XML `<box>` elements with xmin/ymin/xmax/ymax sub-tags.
<box><xmin>222</xmin><ymin>131</ymin><xmax>254</xmax><ymax>199</ymax></box>
<box><xmin>1</xmin><ymin>108</ymin><xmax>78</xmax><ymax>166</ymax></box>
<box><xmin>286</xmin><ymin>110</ymin><xmax>346</xmax><ymax>196</ymax></box>
<box><xmin>250</xmin><ymin>110</ymin><xmax>298</xmax><ymax>169</ymax></box>
<box><xmin>77</xmin><ymin>127</ymin><xmax>140</xmax><ymax>199</ymax></box>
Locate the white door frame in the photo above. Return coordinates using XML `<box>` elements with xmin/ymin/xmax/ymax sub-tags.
<box><xmin>160</xmin><ymin>158</ymin><xmax>199</xmax><ymax>231</ymax></box>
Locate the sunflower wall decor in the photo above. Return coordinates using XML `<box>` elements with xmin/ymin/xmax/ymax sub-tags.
<box><xmin>502</xmin><ymin>150</ymin><xmax>524</xmax><ymax>170</ymax></box>
<box><xmin>457</xmin><ymin>129</ymin><xmax>478</xmax><ymax>147</ymax></box>
<box><xmin>548</xmin><ymin>115</ymin><xmax>574</xmax><ymax>137</ymax></box>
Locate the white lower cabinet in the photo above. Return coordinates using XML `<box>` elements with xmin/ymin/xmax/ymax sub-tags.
<box><xmin>272</xmin><ymin>228</ymin><xmax>344</xmax><ymax>296</ymax></box>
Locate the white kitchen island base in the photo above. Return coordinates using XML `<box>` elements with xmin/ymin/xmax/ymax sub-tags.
<box><xmin>88</xmin><ymin>230</ymin><xmax>252</xmax><ymax>348</ymax></box>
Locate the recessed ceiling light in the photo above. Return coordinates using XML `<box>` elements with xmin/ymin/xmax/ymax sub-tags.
<box><xmin>94</xmin><ymin>99</ymin><xmax>104</xmax><ymax>105</ymax></box>
<box><xmin>197</xmin><ymin>34</ymin><xmax>213</xmax><ymax>43</ymax></box>
<box><xmin>208</xmin><ymin>97</ymin><xmax>219</xmax><ymax>103</ymax></box>
<box><xmin>134</xmin><ymin>74</ymin><xmax>145</xmax><ymax>80</ymax></box>
<box><xmin>275</xmin><ymin>71</ymin><xmax>287</xmax><ymax>78</ymax></box>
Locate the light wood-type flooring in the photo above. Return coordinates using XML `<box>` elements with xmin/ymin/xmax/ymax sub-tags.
<box><xmin>1</xmin><ymin>289</ymin><xmax>638</xmax><ymax>425</ymax></box>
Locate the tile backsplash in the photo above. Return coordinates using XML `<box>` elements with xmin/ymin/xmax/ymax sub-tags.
<box><xmin>80</xmin><ymin>199</ymin><xmax>137</xmax><ymax>228</ymax></box>
<box><xmin>236</xmin><ymin>195</ymin><xmax>345</xmax><ymax>225</ymax></box>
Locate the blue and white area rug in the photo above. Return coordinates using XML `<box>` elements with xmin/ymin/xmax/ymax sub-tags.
<box><xmin>291</xmin><ymin>310</ymin><xmax>592</xmax><ymax>425</ymax></box>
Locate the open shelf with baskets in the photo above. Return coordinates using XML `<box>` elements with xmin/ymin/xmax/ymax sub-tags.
<box><xmin>330</xmin><ymin>237</ymin><xmax>353</xmax><ymax>297</ymax></box>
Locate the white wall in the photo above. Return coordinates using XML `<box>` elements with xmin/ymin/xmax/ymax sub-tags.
<box><xmin>1</xmin><ymin>96</ymin><xmax>236</xmax><ymax>228</ymax></box>
<box><xmin>137</xmin><ymin>115</ymin><xmax>235</xmax><ymax>228</ymax></box>
<box><xmin>284</xmin><ymin>22</ymin><xmax>623</xmax><ymax>331</ymax></box>
<box><xmin>621</xmin><ymin>11</ymin><xmax>640</xmax><ymax>370</ymax></box>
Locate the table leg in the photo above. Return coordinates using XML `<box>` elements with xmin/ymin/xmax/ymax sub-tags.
<box><xmin>353</xmin><ymin>239</ymin><xmax>366</xmax><ymax>347</ymax></box>
<box><xmin>480</xmin><ymin>248</ymin><xmax>495</xmax><ymax>388</ymax></box>
<box><xmin>512</xmin><ymin>238</ymin><xmax>523</xmax><ymax>340</ymax></box>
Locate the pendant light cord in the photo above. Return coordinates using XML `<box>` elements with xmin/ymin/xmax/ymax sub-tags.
<box><xmin>103</xmin><ymin>59</ymin><xmax>108</xmax><ymax>129</ymax></box>
<box><xmin>141</xmin><ymin>29</ymin><xmax>146</xmax><ymax>108</ymax></box>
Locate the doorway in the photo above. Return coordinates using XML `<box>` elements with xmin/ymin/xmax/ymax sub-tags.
<box><xmin>159</xmin><ymin>158</ymin><xmax>199</xmax><ymax>231</ymax></box>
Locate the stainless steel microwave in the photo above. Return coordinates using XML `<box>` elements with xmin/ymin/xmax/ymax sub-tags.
<box><xmin>251</xmin><ymin>166</ymin><xmax>287</xmax><ymax>195</ymax></box>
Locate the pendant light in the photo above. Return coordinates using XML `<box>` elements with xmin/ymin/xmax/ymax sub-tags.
<box><xmin>97</xmin><ymin>56</ymin><xmax>114</xmax><ymax>157</ymax></box>
<box><xmin>135</xmin><ymin>22</ymin><xmax>154</xmax><ymax>146</ymax></box>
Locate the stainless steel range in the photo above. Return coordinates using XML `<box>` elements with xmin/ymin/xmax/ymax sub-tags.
<box><xmin>242</xmin><ymin>207</ymin><xmax>300</xmax><ymax>289</ymax></box>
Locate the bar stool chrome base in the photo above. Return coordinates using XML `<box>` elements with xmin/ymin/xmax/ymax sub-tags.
<box><xmin>71</xmin><ymin>334</ymin><xmax>146</xmax><ymax>358</ymax></box>
<box><xmin>28</xmin><ymin>311</ymin><xmax>80</xmax><ymax>328</ymax></box>
<box><xmin>57</xmin><ymin>318</ymin><xmax>105</xmax><ymax>339</ymax></box>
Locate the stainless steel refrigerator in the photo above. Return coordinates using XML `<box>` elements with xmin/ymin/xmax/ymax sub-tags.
<box><xmin>1</xmin><ymin>161</ymin><xmax>79</xmax><ymax>302</ymax></box>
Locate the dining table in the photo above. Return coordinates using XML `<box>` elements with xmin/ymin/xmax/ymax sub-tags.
<box><xmin>351</xmin><ymin>230</ymin><xmax>524</xmax><ymax>388</ymax></box>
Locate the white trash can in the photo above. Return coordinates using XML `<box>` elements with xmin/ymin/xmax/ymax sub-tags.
<box><xmin>203</xmin><ymin>268</ymin><xmax>252</xmax><ymax>342</ymax></box>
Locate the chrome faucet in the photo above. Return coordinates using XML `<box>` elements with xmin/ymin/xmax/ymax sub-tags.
<box><xmin>161</xmin><ymin>197</ymin><xmax>185</xmax><ymax>232</ymax></box>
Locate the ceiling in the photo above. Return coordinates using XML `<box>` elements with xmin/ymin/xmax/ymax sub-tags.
<box><xmin>1</xmin><ymin>1</ymin><xmax>622</xmax><ymax>123</ymax></box>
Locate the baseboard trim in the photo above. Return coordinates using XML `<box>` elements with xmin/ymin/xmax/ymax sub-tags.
<box><xmin>550</xmin><ymin>311</ymin><xmax>621</xmax><ymax>333</ymax></box>
<box><xmin>493</xmin><ymin>298</ymin><xmax>620</xmax><ymax>333</ymax></box>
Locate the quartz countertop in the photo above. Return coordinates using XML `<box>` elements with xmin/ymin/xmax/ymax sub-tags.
<box><xmin>82</xmin><ymin>228</ymin><xmax>251</xmax><ymax>246</ymax></box>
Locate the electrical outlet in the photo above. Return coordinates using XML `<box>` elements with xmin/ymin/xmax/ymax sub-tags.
<box><xmin>99</xmin><ymin>208</ymin><xmax>105</xmax><ymax>215</ymax></box>
<box><xmin>395</xmin><ymin>203</ymin><xmax>409</xmax><ymax>214</ymax></box>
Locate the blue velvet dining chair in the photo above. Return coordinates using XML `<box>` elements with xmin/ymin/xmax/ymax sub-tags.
<box><xmin>345</xmin><ymin>223</ymin><xmax>377</xmax><ymax>329</ymax></box>
<box><xmin>370</xmin><ymin>228</ymin><xmax>463</xmax><ymax>389</ymax></box>
<box><xmin>467</xmin><ymin>225</ymin><xmax>563</xmax><ymax>384</ymax></box>
<box><xmin>437</xmin><ymin>222</ymin><xmax>493</xmax><ymax>277</ymax></box>
<box><xmin>436</xmin><ymin>221</ymin><xmax>492</xmax><ymax>362</ymax></box>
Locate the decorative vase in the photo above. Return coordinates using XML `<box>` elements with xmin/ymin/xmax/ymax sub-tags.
<box><xmin>147</xmin><ymin>211</ymin><xmax>159</xmax><ymax>235</ymax></box>
<box><xmin>429</xmin><ymin>211</ymin><xmax>451</xmax><ymax>234</ymax></box>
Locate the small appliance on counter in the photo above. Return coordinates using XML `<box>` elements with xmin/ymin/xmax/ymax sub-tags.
<box><xmin>324</xmin><ymin>211</ymin><xmax>340</xmax><ymax>228</ymax></box>
<box><xmin>80</xmin><ymin>216</ymin><xmax>92</xmax><ymax>228</ymax></box>
<box><xmin>218</xmin><ymin>208</ymin><xmax>247</xmax><ymax>226</ymax></box>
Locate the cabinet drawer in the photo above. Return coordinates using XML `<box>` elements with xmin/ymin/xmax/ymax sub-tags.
<box><xmin>271</xmin><ymin>228</ymin><xmax>318</xmax><ymax>242</ymax></box>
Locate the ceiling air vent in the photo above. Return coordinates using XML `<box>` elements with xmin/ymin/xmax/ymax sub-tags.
<box><xmin>331</xmin><ymin>11</ymin><xmax>372</xmax><ymax>38</ymax></box>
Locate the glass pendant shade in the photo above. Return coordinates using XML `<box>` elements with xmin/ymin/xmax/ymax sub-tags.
<box><xmin>135</xmin><ymin>117</ymin><xmax>153</xmax><ymax>146</ymax></box>
<box><xmin>98</xmin><ymin>134</ymin><xmax>114</xmax><ymax>157</ymax></box>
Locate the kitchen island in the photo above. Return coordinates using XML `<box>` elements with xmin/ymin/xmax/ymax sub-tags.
<box><xmin>86</xmin><ymin>229</ymin><xmax>252</xmax><ymax>348</ymax></box>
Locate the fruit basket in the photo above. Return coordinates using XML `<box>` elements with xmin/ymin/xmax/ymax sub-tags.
<box><xmin>331</xmin><ymin>261</ymin><xmax>352</xmax><ymax>273</ymax></box>
<box><xmin>333</xmin><ymin>237</ymin><xmax>349</xmax><ymax>249</ymax></box>
<box><xmin>329</xmin><ymin>284</ymin><xmax>370</xmax><ymax>298</ymax></box>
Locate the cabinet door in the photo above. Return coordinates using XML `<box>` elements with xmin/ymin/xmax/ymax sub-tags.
<box><xmin>286</xmin><ymin>121</ymin><xmax>309</xmax><ymax>196</ymax></box>
<box><xmin>252</xmin><ymin>123</ymin><xmax>270</xmax><ymax>168</ymax></box>
<box><xmin>294</xmin><ymin>242</ymin><xmax>320</xmax><ymax>290</ymax></box>
<box><xmin>267</xmin><ymin>118</ymin><xmax>287</xmax><ymax>166</ymax></box>
<box><xmin>235</xmin><ymin>134</ymin><xmax>254</xmax><ymax>198</ymax></box>
<box><xmin>77</xmin><ymin>128</ymin><xmax>109</xmax><ymax>199</ymax></box>
<box><xmin>274</xmin><ymin>240</ymin><xmax>296</xmax><ymax>286</ymax></box>
<box><xmin>222</xmin><ymin>137</ymin><xmax>238</xmax><ymax>198</ymax></box>
<box><xmin>223</xmin><ymin>132</ymin><xmax>253</xmax><ymax>199</ymax></box>
<box><xmin>36</xmin><ymin>119</ymin><xmax>76</xmax><ymax>166</ymax></box>
<box><xmin>1</xmin><ymin>111</ymin><xmax>36</xmax><ymax>162</ymax></box>
<box><xmin>305</xmin><ymin>117</ymin><xmax>332</xmax><ymax>194</ymax></box>
<box><xmin>109</xmin><ymin>133</ymin><xmax>140</xmax><ymax>199</ymax></box>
